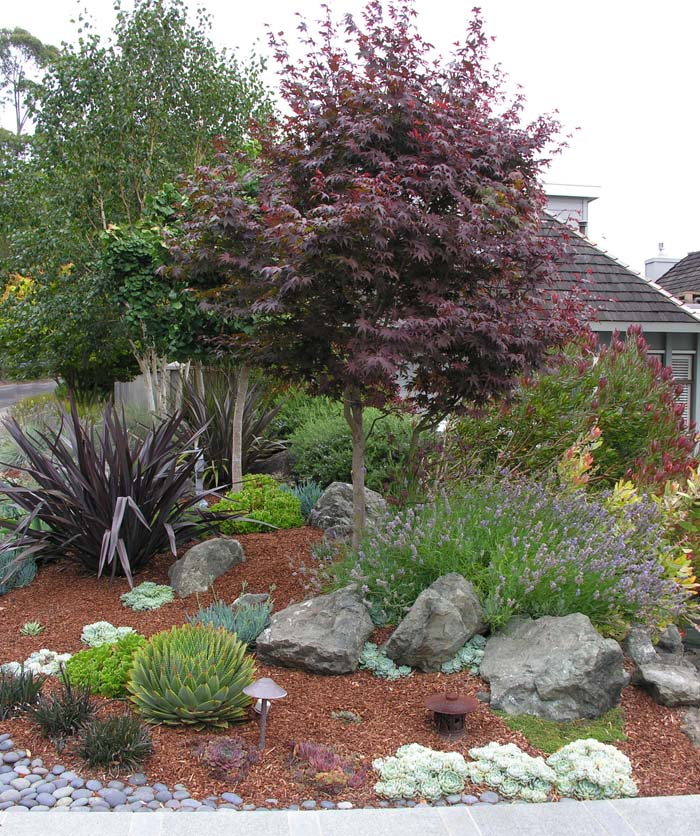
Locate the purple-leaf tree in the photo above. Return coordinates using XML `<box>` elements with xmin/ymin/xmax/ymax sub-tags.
<box><xmin>170</xmin><ymin>1</ymin><xmax>585</xmax><ymax>546</ymax></box>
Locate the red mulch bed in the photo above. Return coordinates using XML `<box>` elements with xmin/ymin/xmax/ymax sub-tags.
<box><xmin>2</xmin><ymin>526</ymin><xmax>700</xmax><ymax>804</ymax></box>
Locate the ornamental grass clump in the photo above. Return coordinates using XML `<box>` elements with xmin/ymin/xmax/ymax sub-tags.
<box><xmin>127</xmin><ymin>624</ymin><xmax>255</xmax><ymax>729</ymax></box>
<box><xmin>334</xmin><ymin>476</ymin><xmax>689</xmax><ymax>635</ymax></box>
<box><xmin>466</xmin><ymin>742</ymin><xmax>555</xmax><ymax>803</ymax></box>
<box><xmin>373</xmin><ymin>743</ymin><xmax>470</xmax><ymax>800</ymax></box>
<box><xmin>76</xmin><ymin>712</ymin><xmax>153</xmax><ymax>771</ymax></box>
<box><xmin>0</xmin><ymin>399</ymin><xmax>216</xmax><ymax>585</ymax></box>
<box><xmin>0</xmin><ymin>666</ymin><xmax>44</xmax><ymax>719</ymax></box>
<box><xmin>27</xmin><ymin>670</ymin><xmax>95</xmax><ymax>741</ymax></box>
<box><xmin>547</xmin><ymin>739</ymin><xmax>638</xmax><ymax>800</ymax></box>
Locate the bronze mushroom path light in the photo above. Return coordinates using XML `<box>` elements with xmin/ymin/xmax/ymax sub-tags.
<box><xmin>425</xmin><ymin>691</ymin><xmax>480</xmax><ymax>740</ymax></box>
<box><xmin>243</xmin><ymin>677</ymin><xmax>287</xmax><ymax>750</ymax></box>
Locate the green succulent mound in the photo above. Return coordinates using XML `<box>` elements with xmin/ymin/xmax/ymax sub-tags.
<box><xmin>65</xmin><ymin>633</ymin><xmax>146</xmax><ymax>697</ymax></box>
<box><xmin>127</xmin><ymin>624</ymin><xmax>255</xmax><ymax>730</ymax></box>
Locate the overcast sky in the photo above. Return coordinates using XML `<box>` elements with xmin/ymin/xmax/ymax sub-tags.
<box><xmin>3</xmin><ymin>0</ymin><xmax>699</xmax><ymax>274</ymax></box>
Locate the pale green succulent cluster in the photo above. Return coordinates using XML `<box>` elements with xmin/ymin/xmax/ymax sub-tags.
<box><xmin>466</xmin><ymin>742</ymin><xmax>554</xmax><ymax>803</ymax></box>
<box><xmin>1</xmin><ymin>648</ymin><xmax>72</xmax><ymax>677</ymax></box>
<box><xmin>440</xmin><ymin>635</ymin><xmax>486</xmax><ymax>674</ymax></box>
<box><xmin>373</xmin><ymin>743</ymin><xmax>470</xmax><ymax>800</ymax></box>
<box><xmin>359</xmin><ymin>642</ymin><xmax>413</xmax><ymax>680</ymax></box>
<box><xmin>120</xmin><ymin>582</ymin><xmax>174</xmax><ymax>611</ymax></box>
<box><xmin>81</xmin><ymin>621</ymin><xmax>136</xmax><ymax>647</ymax></box>
<box><xmin>547</xmin><ymin>739</ymin><xmax>638</xmax><ymax>800</ymax></box>
<box><xmin>19</xmin><ymin>621</ymin><xmax>44</xmax><ymax>636</ymax></box>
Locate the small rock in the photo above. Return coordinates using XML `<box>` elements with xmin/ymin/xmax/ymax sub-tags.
<box><xmin>461</xmin><ymin>795</ymin><xmax>479</xmax><ymax>805</ymax></box>
<box><xmin>85</xmin><ymin>780</ymin><xmax>102</xmax><ymax>791</ymax></box>
<box><xmin>53</xmin><ymin>786</ymin><xmax>74</xmax><ymax>799</ymax></box>
<box><xmin>301</xmin><ymin>799</ymin><xmax>317</xmax><ymax>810</ymax></box>
<box><xmin>446</xmin><ymin>794</ymin><xmax>462</xmax><ymax>805</ymax></box>
<box><xmin>35</xmin><ymin>793</ymin><xmax>56</xmax><ymax>807</ymax></box>
<box><xmin>155</xmin><ymin>790</ymin><xmax>172</xmax><ymax>803</ymax></box>
<box><xmin>657</xmin><ymin>625</ymin><xmax>684</xmax><ymax>656</ymax></box>
<box><xmin>101</xmin><ymin>788</ymin><xmax>128</xmax><ymax>807</ymax></box>
<box><xmin>173</xmin><ymin>789</ymin><xmax>190</xmax><ymax>800</ymax></box>
<box><xmin>51</xmin><ymin>765</ymin><xmax>65</xmax><ymax>776</ymax></box>
<box><xmin>476</xmin><ymin>691</ymin><xmax>490</xmax><ymax>703</ymax></box>
<box><xmin>681</xmin><ymin>707</ymin><xmax>700</xmax><ymax>747</ymax></box>
<box><xmin>10</xmin><ymin>778</ymin><xmax>30</xmax><ymax>791</ymax></box>
<box><xmin>0</xmin><ymin>789</ymin><xmax>21</xmax><ymax>803</ymax></box>
<box><xmin>320</xmin><ymin>800</ymin><xmax>335</xmax><ymax>809</ymax></box>
<box><xmin>128</xmin><ymin>773</ymin><xmax>148</xmax><ymax>786</ymax></box>
<box><xmin>480</xmin><ymin>791</ymin><xmax>499</xmax><ymax>804</ymax></box>
<box><xmin>221</xmin><ymin>792</ymin><xmax>242</xmax><ymax>805</ymax></box>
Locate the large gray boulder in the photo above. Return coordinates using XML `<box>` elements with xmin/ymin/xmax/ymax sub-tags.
<box><xmin>168</xmin><ymin>538</ymin><xmax>245</xmax><ymax>597</ymax></box>
<box><xmin>480</xmin><ymin>613</ymin><xmax>628</xmax><ymax>721</ymax></box>
<box><xmin>632</xmin><ymin>659</ymin><xmax>700</xmax><ymax>706</ymax></box>
<box><xmin>255</xmin><ymin>586</ymin><xmax>373</xmax><ymax>674</ymax></box>
<box><xmin>383</xmin><ymin>573</ymin><xmax>485</xmax><ymax>672</ymax></box>
<box><xmin>308</xmin><ymin>482</ymin><xmax>387</xmax><ymax>539</ymax></box>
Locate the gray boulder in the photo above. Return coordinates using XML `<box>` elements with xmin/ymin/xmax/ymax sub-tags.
<box><xmin>308</xmin><ymin>482</ymin><xmax>387</xmax><ymax>539</ymax></box>
<box><xmin>383</xmin><ymin>573</ymin><xmax>485</xmax><ymax>672</ymax></box>
<box><xmin>255</xmin><ymin>586</ymin><xmax>373</xmax><ymax>674</ymax></box>
<box><xmin>656</xmin><ymin>625</ymin><xmax>684</xmax><ymax>657</ymax></box>
<box><xmin>168</xmin><ymin>538</ymin><xmax>245</xmax><ymax>597</ymax></box>
<box><xmin>622</xmin><ymin>627</ymin><xmax>657</xmax><ymax>666</ymax></box>
<box><xmin>480</xmin><ymin>613</ymin><xmax>628</xmax><ymax>721</ymax></box>
<box><xmin>632</xmin><ymin>659</ymin><xmax>700</xmax><ymax>706</ymax></box>
<box><xmin>681</xmin><ymin>708</ymin><xmax>700</xmax><ymax>747</ymax></box>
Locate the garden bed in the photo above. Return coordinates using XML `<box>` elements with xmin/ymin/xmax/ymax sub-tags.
<box><xmin>2</xmin><ymin>527</ymin><xmax>700</xmax><ymax>805</ymax></box>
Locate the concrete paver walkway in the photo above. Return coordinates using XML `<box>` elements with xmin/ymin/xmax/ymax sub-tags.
<box><xmin>1</xmin><ymin>796</ymin><xmax>699</xmax><ymax>836</ymax></box>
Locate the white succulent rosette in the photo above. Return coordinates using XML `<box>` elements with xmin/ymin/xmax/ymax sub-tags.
<box><xmin>81</xmin><ymin>620</ymin><xmax>136</xmax><ymax>647</ymax></box>
<box><xmin>547</xmin><ymin>739</ymin><xmax>638</xmax><ymax>800</ymax></box>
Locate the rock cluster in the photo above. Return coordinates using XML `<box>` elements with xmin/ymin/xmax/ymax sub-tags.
<box><xmin>480</xmin><ymin>613</ymin><xmax>628</xmax><ymax>721</ymax></box>
<box><xmin>626</xmin><ymin>625</ymin><xmax>700</xmax><ymax>709</ymax></box>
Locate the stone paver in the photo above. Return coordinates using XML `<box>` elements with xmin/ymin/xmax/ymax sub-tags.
<box><xmin>0</xmin><ymin>797</ymin><xmax>700</xmax><ymax>836</ymax></box>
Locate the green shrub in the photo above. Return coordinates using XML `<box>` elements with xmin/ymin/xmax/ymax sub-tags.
<box><xmin>120</xmin><ymin>581</ymin><xmax>174</xmax><ymax>611</ymax></box>
<box><xmin>65</xmin><ymin>633</ymin><xmax>146</xmax><ymax>697</ymax></box>
<box><xmin>211</xmin><ymin>474</ymin><xmax>304</xmax><ymax>534</ymax></box>
<box><xmin>187</xmin><ymin>595</ymin><xmax>272</xmax><ymax>647</ymax></box>
<box><xmin>332</xmin><ymin>476</ymin><xmax>690</xmax><ymax>635</ymax></box>
<box><xmin>496</xmin><ymin>708</ymin><xmax>627</xmax><ymax>754</ymax></box>
<box><xmin>289</xmin><ymin>405</ymin><xmax>415</xmax><ymax>492</ymax></box>
<box><xmin>76</xmin><ymin>712</ymin><xmax>153</xmax><ymax>770</ymax></box>
<box><xmin>452</xmin><ymin>329</ymin><xmax>696</xmax><ymax>490</ymax></box>
<box><xmin>128</xmin><ymin>624</ymin><xmax>255</xmax><ymax>729</ymax></box>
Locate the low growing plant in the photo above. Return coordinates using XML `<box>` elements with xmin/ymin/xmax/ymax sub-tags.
<box><xmin>496</xmin><ymin>708</ymin><xmax>627</xmax><ymax>754</ymax></box>
<box><xmin>334</xmin><ymin>476</ymin><xmax>690</xmax><ymax>635</ymax></box>
<box><xmin>2</xmin><ymin>649</ymin><xmax>72</xmax><ymax>677</ymax></box>
<box><xmin>121</xmin><ymin>581</ymin><xmax>174</xmax><ymax>611</ymax></box>
<box><xmin>291</xmin><ymin>741</ymin><xmax>367</xmax><ymax>795</ymax></box>
<box><xmin>282</xmin><ymin>478</ymin><xmax>324</xmax><ymax>520</ymax></box>
<box><xmin>331</xmin><ymin>709</ymin><xmax>362</xmax><ymax>725</ymax></box>
<box><xmin>373</xmin><ymin>743</ymin><xmax>469</xmax><ymax>800</ymax></box>
<box><xmin>81</xmin><ymin>621</ymin><xmax>136</xmax><ymax>647</ymax></box>
<box><xmin>0</xmin><ymin>666</ymin><xmax>44</xmax><ymax>719</ymax></box>
<box><xmin>359</xmin><ymin>643</ymin><xmax>412</xmax><ymax>680</ymax></box>
<box><xmin>65</xmin><ymin>634</ymin><xmax>147</xmax><ymax>697</ymax></box>
<box><xmin>187</xmin><ymin>594</ymin><xmax>272</xmax><ymax>648</ymax></box>
<box><xmin>547</xmin><ymin>739</ymin><xmax>637</xmax><ymax>800</ymax></box>
<box><xmin>466</xmin><ymin>742</ymin><xmax>555</xmax><ymax>803</ymax></box>
<box><xmin>440</xmin><ymin>635</ymin><xmax>487</xmax><ymax>675</ymax></box>
<box><xmin>128</xmin><ymin>624</ymin><xmax>255</xmax><ymax>729</ymax></box>
<box><xmin>0</xmin><ymin>501</ymin><xmax>38</xmax><ymax>596</ymax></box>
<box><xmin>20</xmin><ymin>621</ymin><xmax>45</xmax><ymax>637</ymax></box>
<box><xmin>198</xmin><ymin>735</ymin><xmax>259</xmax><ymax>781</ymax></box>
<box><xmin>211</xmin><ymin>474</ymin><xmax>304</xmax><ymax>535</ymax></box>
<box><xmin>75</xmin><ymin>712</ymin><xmax>153</xmax><ymax>771</ymax></box>
<box><xmin>27</xmin><ymin>670</ymin><xmax>96</xmax><ymax>741</ymax></box>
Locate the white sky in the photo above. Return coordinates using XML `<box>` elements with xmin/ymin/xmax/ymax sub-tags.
<box><xmin>3</xmin><ymin>0</ymin><xmax>699</xmax><ymax>274</ymax></box>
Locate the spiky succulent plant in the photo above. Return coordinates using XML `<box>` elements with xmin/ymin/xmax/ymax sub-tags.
<box><xmin>127</xmin><ymin>624</ymin><xmax>255</xmax><ymax>730</ymax></box>
<box><xmin>20</xmin><ymin>621</ymin><xmax>44</xmax><ymax>637</ymax></box>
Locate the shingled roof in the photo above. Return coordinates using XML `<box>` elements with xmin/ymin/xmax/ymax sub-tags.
<box><xmin>656</xmin><ymin>251</ymin><xmax>700</xmax><ymax>298</ymax></box>
<box><xmin>543</xmin><ymin>217</ymin><xmax>700</xmax><ymax>327</ymax></box>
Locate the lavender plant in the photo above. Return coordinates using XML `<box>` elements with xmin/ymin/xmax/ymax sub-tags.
<box><xmin>333</xmin><ymin>476</ymin><xmax>689</xmax><ymax>635</ymax></box>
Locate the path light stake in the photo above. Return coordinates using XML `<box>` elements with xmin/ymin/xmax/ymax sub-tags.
<box><xmin>243</xmin><ymin>677</ymin><xmax>287</xmax><ymax>750</ymax></box>
<box><xmin>425</xmin><ymin>691</ymin><xmax>480</xmax><ymax>740</ymax></box>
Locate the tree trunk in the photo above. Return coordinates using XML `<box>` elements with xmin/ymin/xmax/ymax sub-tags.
<box><xmin>231</xmin><ymin>364</ymin><xmax>250</xmax><ymax>492</ymax></box>
<box><xmin>344</xmin><ymin>385</ymin><xmax>366</xmax><ymax>550</ymax></box>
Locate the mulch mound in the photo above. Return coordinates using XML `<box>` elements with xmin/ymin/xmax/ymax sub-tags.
<box><xmin>2</xmin><ymin>526</ymin><xmax>700</xmax><ymax>804</ymax></box>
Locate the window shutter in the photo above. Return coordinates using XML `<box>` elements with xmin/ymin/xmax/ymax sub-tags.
<box><xmin>671</xmin><ymin>354</ymin><xmax>693</xmax><ymax>426</ymax></box>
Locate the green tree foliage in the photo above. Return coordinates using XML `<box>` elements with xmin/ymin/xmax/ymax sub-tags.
<box><xmin>171</xmin><ymin>1</ymin><xmax>583</xmax><ymax>544</ymax></box>
<box><xmin>452</xmin><ymin>327</ymin><xmax>697</xmax><ymax>489</ymax></box>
